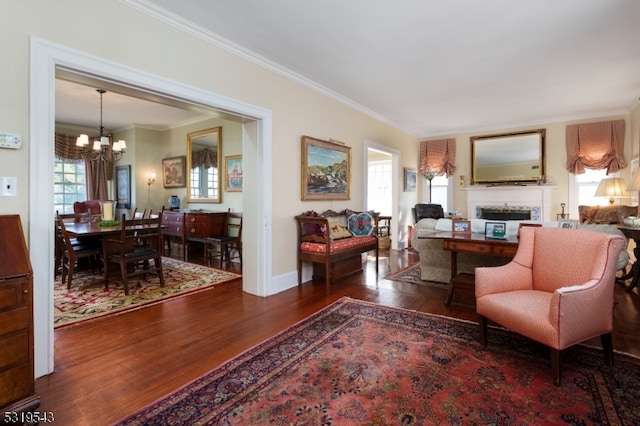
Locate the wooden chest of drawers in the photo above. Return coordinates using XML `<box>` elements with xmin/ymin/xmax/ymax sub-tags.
<box><xmin>0</xmin><ymin>215</ymin><xmax>40</xmax><ymax>418</ymax></box>
<box><xmin>161</xmin><ymin>210</ymin><xmax>227</xmax><ymax>260</ymax></box>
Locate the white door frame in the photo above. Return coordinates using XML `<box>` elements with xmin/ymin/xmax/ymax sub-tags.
<box><xmin>30</xmin><ymin>37</ymin><xmax>273</xmax><ymax>377</ymax></box>
<box><xmin>364</xmin><ymin>140</ymin><xmax>400</xmax><ymax>249</ymax></box>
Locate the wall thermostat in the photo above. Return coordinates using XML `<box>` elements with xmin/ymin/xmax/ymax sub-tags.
<box><xmin>0</xmin><ymin>133</ymin><xmax>22</xmax><ymax>149</ymax></box>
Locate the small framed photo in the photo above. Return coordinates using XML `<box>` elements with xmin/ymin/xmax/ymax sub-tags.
<box><xmin>558</xmin><ymin>219</ymin><xmax>578</xmax><ymax>229</ymax></box>
<box><xmin>485</xmin><ymin>221</ymin><xmax>507</xmax><ymax>239</ymax></box>
<box><xmin>404</xmin><ymin>168</ymin><xmax>417</xmax><ymax>192</ymax></box>
<box><xmin>452</xmin><ymin>219</ymin><xmax>471</xmax><ymax>234</ymax></box>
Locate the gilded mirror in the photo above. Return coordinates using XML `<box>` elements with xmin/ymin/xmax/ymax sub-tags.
<box><xmin>187</xmin><ymin>127</ymin><xmax>222</xmax><ymax>203</ymax></box>
<box><xmin>471</xmin><ymin>129</ymin><xmax>545</xmax><ymax>184</ymax></box>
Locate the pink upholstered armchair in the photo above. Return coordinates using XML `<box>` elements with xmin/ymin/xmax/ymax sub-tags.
<box><xmin>475</xmin><ymin>227</ymin><xmax>624</xmax><ymax>386</ymax></box>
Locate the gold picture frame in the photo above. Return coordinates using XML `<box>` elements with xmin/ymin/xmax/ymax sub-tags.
<box><xmin>452</xmin><ymin>219</ymin><xmax>471</xmax><ymax>234</ymax></box>
<box><xmin>301</xmin><ymin>135</ymin><xmax>351</xmax><ymax>200</ymax></box>
<box><xmin>162</xmin><ymin>156</ymin><xmax>186</xmax><ymax>188</ymax></box>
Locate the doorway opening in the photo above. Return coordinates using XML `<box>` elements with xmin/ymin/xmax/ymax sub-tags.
<box><xmin>31</xmin><ymin>38</ymin><xmax>273</xmax><ymax>378</ymax></box>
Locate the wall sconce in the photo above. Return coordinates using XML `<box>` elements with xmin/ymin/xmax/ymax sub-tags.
<box><xmin>147</xmin><ymin>172</ymin><xmax>156</xmax><ymax>187</ymax></box>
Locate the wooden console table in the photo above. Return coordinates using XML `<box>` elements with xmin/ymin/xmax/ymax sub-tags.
<box><xmin>422</xmin><ymin>232</ymin><xmax>518</xmax><ymax>311</ymax></box>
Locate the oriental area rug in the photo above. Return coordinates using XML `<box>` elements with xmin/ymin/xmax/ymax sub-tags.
<box><xmin>55</xmin><ymin>257</ymin><xmax>241</xmax><ymax>328</ymax></box>
<box><xmin>384</xmin><ymin>264</ymin><xmax>447</xmax><ymax>289</ymax></box>
<box><xmin>115</xmin><ymin>297</ymin><xmax>640</xmax><ymax>425</ymax></box>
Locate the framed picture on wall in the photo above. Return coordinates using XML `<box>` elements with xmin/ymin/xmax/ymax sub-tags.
<box><xmin>162</xmin><ymin>156</ymin><xmax>186</xmax><ymax>188</ymax></box>
<box><xmin>404</xmin><ymin>168</ymin><xmax>417</xmax><ymax>192</ymax></box>
<box><xmin>301</xmin><ymin>135</ymin><xmax>351</xmax><ymax>200</ymax></box>
<box><xmin>225</xmin><ymin>155</ymin><xmax>243</xmax><ymax>192</ymax></box>
<box><xmin>115</xmin><ymin>165</ymin><xmax>131</xmax><ymax>209</ymax></box>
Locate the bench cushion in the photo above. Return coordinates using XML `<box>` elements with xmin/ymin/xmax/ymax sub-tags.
<box><xmin>300</xmin><ymin>235</ymin><xmax>377</xmax><ymax>253</ymax></box>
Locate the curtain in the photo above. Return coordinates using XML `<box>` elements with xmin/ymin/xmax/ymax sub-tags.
<box><xmin>419</xmin><ymin>138</ymin><xmax>456</xmax><ymax>177</ymax></box>
<box><xmin>55</xmin><ymin>132</ymin><xmax>112</xmax><ymax>199</ymax></box>
<box><xmin>192</xmin><ymin>148</ymin><xmax>217</xmax><ymax>169</ymax></box>
<box><xmin>566</xmin><ymin>119</ymin><xmax>626</xmax><ymax>175</ymax></box>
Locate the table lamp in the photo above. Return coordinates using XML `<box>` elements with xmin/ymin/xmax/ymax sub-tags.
<box><xmin>594</xmin><ymin>177</ymin><xmax>629</xmax><ymax>205</ymax></box>
<box><xmin>627</xmin><ymin>170</ymin><xmax>640</xmax><ymax>215</ymax></box>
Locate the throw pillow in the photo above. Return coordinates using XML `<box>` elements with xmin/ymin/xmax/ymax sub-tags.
<box><xmin>347</xmin><ymin>212</ymin><xmax>374</xmax><ymax>237</ymax></box>
<box><xmin>329</xmin><ymin>224</ymin><xmax>352</xmax><ymax>240</ymax></box>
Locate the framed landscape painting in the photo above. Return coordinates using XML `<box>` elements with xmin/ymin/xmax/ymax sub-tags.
<box><xmin>162</xmin><ymin>156</ymin><xmax>186</xmax><ymax>188</ymax></box>
<box><xmin>301</xmin><ymin>135</ymin><xmax>351</xmax><ymax>200</ymax></box>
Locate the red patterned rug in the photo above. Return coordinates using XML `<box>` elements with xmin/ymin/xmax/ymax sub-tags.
<box><xmin>384</xmin><ymin>264</ymin><xmax>447</xmax><ymax>288</ymax></box>
<box><xmin>55</xmin><ymin>257</ymin><xmax>241</xmax><ymax>328</ymax></box>
<box><xmin>115</xmin><ymin>297</ymin><xmax>640</xmax><ymax>425</ymax></box>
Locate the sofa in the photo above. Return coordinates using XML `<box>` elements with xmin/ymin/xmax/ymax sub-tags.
<box><xmin>411</xmin><ymin>217</ymin><xmax>629</xmax><ymax>283</ymax></box>
<box><xmin>578</xmin><ymin>204</ymin><xmax>636</xmax><ymax>225</ymax></box>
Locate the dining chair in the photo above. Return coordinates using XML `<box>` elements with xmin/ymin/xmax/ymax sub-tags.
<box><xmin>102</xmin><ymin>214</ymin><xmax>164</xmax><ymax>295</ymax></box>
<box><xmin>204</xmin><ymin>211</ymin><xmax>242</xmax><ymax>267</ymax></box>
<box><xmin>132</xmin><ymin>208</ymin><xmax>147</xmax><ymax>219</ymax></box>
<box><xmin>56</xmin><ymin>214</ymin><xmax>102</xmax><ymax>289</ymax></box>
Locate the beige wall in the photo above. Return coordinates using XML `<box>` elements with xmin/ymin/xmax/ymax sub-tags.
<box><xmin>422</xmin><ymin>114</ymin><xmax>633</xmax><ymax>219</ymax></box>
<box><xmin>0</xmin><ymin>0</ymin><xmax>418</xmax><ymax>277</ymax></box>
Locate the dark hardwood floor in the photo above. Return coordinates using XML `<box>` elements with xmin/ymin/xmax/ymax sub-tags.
<box><xmin>36</xmin><ymin>247</ymin><xmax>640</xmax><ymax>425</ymax></box>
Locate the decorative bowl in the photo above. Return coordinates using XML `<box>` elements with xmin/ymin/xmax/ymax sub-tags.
<box><xmin>623</xmin><ymin>216</ymin><xmax>640</xmax><ymax>227</ymax></box>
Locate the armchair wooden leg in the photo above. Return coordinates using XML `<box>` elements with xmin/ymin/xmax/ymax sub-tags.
<box><xmin>479</xmin><ymin>315</ymin><xmax>488</xmax><ymax>346</ymax></box>
<box><xmin>551</xmin><ymin>348</ymin><xmax>562</xmax><ymax>386</ymax></box>
<box><xmin>601</xmin><ymin>332</ymin><xmax>614</xmax><ymax>367</ymax></box>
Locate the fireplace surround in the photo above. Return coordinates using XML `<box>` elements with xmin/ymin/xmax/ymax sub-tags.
<box><xmin>463</xmin><ymin>185</ymin><xmax>556</xmax><ymax>221</ymax></box>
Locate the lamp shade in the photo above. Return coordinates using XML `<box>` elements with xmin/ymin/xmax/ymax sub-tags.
<box><xmin>594</xmin><ymin>177</ymin><xmax>629</xmax><ymax>204</ymax></box>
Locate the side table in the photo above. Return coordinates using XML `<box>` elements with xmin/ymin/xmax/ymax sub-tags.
<box><xmin>616</xmin><ymin>225</ymin><xmax>640</xmax><ymax>291</ymax></box>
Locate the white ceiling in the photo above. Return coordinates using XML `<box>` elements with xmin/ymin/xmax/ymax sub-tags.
<box><xmin>58</xmin><ymin>0</ymin><xmax>640</xmax><ymax>138</ymax></box>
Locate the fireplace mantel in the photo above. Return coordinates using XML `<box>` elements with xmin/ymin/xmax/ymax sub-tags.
<box><xmin>462</xmin><ymin>185</ymin><xmax>557</xmax><ymax>221</ymax></box>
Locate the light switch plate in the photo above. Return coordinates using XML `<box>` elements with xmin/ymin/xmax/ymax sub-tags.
<box><xmin>0</xmin><ymin>176</ymin><xmax>17</xmax><ymax>197</ymax></box>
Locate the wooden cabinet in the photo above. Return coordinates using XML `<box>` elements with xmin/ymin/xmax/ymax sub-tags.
<box><xmin>161</xmin><ymin>210</ymin><xmax>227</xmax><ymax>261</ymax></box>
<box><xmin>0</xmin><ymin>215</ymin><xmax>40</xmax><ymax>419</ymax></box>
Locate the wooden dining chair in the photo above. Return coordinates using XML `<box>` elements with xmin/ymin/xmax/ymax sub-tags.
<box><xmin>55</xmin><ymin>211</ymin><xmax>92</xmax><ymax>277</ymax></box>
<box><xmin>56</xmin><ymin>214</ymin><xmax>102</xmax><ymax>289</ymax></box>
<box><xmin>102</xmin><ymin>214</ymin><xmax>164</xmax><ymax>295</ymax></box>
<box><xmin>204</xmin><ymin>212</ymin><xmax>243</xmax><ymax>267</ymax></box>
<box><xmin>132</xmin><ymin>208</ymin><xmax>147</xmax><ymax>219</ymax></box>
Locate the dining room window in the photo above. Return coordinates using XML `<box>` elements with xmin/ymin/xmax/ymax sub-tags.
<box><xmin>54</xmin><ymin>157</ymin><xmax>87</xmax><ymax>214</ymax></box>
<box><xmin>190</xmin><ymin>165</ymin><xmax>219</xmax><ymax>199</ymax></box>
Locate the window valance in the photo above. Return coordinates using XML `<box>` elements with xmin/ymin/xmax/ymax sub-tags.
<box><xmin>419</xmin><ymin>138</ymin><xmax>456</xmax><ymax>178</ymax></box>
<box><xmin>566</xmin><ymin>119</ymin><xmax>626</xmax><ymax>175</ymax></box>
<box><xmin>54</xmin><ymin>133</ymin><xmax>85</xmax><ymax>163</ymax></box>
<box><xmin>192</xmin><ymin>147</ymin><xmax>217</xmax><ymax>169</ymax></box>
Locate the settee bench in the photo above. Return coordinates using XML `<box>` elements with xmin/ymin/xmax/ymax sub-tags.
<box><xmin>295</xmin><ymin>209</ymin><xmax>379</xmax><ymax>286</ymax></box>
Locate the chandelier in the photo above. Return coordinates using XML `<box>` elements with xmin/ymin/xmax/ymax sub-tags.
<box><xmin>76</xmin><ymin>89</ymin><xmax>126</xmax><ymax>163</ymax></box>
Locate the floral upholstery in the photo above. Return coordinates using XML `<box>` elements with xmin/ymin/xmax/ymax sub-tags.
<box><xmin>300</xmin><ymin>235</ymin><xmax>378</xmax><ymax>253</ymax></box>
<box><xmin>578</xmin><ymin>204</ymin><xmax>636</xmax><ymax>224</ymax></box>
<box><xmin>475</xmin><ymin>227</ymin><xmax>625</xmax><ymax>385</ymax></box>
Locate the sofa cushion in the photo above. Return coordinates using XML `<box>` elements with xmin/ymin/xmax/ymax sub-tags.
<box><xmin>300</xmin><ymin>235</ymin><xmax>377</xmax><ymax>253</ymax></box>
<box><xmin>579</xmin><ymin>204</ymin><xmax>636</xmax><ymax>224</ymax></box>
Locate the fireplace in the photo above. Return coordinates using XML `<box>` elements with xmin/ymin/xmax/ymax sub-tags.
<box><xmin>463</xmin><ymin>185</ymin><xmax>556</xmax><ymax>221</ymax></box>
<box><xmin>480</xmin><ymin>207</ymin><xmax>532</xmax><ymax>221</ymax></box>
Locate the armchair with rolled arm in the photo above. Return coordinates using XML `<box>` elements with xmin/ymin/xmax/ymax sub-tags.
<box><xmin>475</xmin><ymin>226</ymin><xmax>624</xmax><ymax>386</ymax></box>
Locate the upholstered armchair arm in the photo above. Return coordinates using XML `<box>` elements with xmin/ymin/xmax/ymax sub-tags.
<box><xmin>475</xmin><ymin>261</ymin><xmax>533</xmax><ymax>298</ymax></box>
<box><xmin>549</xmin><ymin>279</ymin><xmax>614</xmax><ymax>348</ymax></box>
